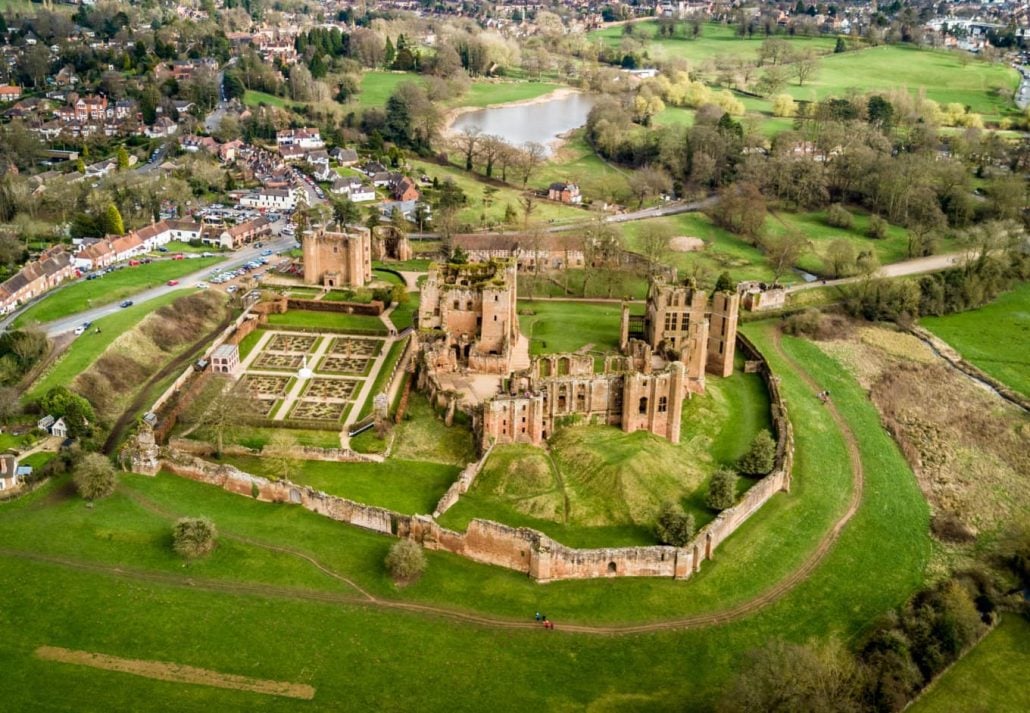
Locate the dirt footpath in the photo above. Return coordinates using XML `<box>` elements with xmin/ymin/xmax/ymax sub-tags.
<box><xmin>35</xmin><ymin>645</ymin><xmax>315</xmax><ymax>700</ymax></box>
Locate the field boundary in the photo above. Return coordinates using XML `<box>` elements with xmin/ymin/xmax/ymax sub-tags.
<box><xmin>34</xmin><ymin>645</ymin><xmax>316</xmax><ymax>700</ymax></box>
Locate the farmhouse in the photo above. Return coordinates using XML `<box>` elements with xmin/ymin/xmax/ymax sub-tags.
<box><xmin>547</xmin><ymin>181</ymin><xmax>582</xmax><ymax>205</ymax></box>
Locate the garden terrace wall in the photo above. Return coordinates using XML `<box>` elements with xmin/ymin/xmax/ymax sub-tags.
<box><xmin>285</xmin><ymin>298</ymin><xmax>384</xmax><ymax>316</ymax></box>
<box><xmin>167</xmin><ymin>437</ymin><xmax>382</xmax><ymax>464</ymax></box>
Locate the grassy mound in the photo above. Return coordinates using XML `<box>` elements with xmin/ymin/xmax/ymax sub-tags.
<box><xmin>73</xmin><ymin>291</ymin><xmax>230</xmax><ymax>420</ymax></box>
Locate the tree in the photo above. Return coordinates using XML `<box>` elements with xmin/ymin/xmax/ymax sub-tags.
<box><xmin>654</xmin><ymin>502</ymin><xmax>695</xmax><ymax>546</ymax></box>
<box><xmin>200</xmin><ymin>378</ymin><xmax>255</xmax><ymax>456</ymax></box>
<box><xmin>454</xmin><ymin>126</ymin><xmax>480</xmax><ymax>172</ymax></box>
<box><xmin>706</xmin><ymin>182</ymin><xmax>766</xmax><ymax>242</ymax></box>
<box><xmin>762</xmin><ymin>231</ymin><xmax>809</xmax><ymax>282</ymax></box>
<box><xmin>385</xmin><ymin>539</ymin><xmax>427</xmax><ymax>583</ymax></box>
<box><xmin>264</xmin><ymin>431</ymin><xmax>299</xmax><ymax>481</ymax></box>
<box><xmin>714</xmin><ymin>271</ymin><xmax>735</xmax><ymax>293</ymax></box>
<box><xmin>826</xmin><ymin>239</ymin><xmax>857</xmax><ymax>277</ymax></box>
<box><xmin>738</xmin><ymin>430</ymin><xmax>776</xmax><ymax>476</ymax></box>
<box><xmin>628</xmin><ymin>166</ymin><xmax>673</xmax><ymax>208</ymax></box>
<box><xmin>867</xmin><ymin>214</ymin><xmax>888</xmax><ymax>239</ymax></box>
<box><xmin>825</xmin><ymin>204</ymin><xmax>853</xmax><ymax>229</ymax></box>
<box><xmin>771</xmin><ymin>94</ymin><xmax>797</xmax><ymax>117</ymax></box>
<box><xmin>0</xmin><ymin>386</ymin><xmax>23</xmax><ymax>422</ymax></box>
<box><xmin>834</xmin><ymin>37</ymin><xmax>847</xmax><ymax>53</ymax></box>
<box><xmin>706</xmin><ymin>468</ymin><xmax>738</xmax><ymax>510</ymax></box>
<box><xmin>332</xmin><ymin>197</ymin><xmax>360</xmax><ymax>227</ymax></box>
<box><xmin>73</xmin><ymin>453</ymin><xmax>116</xmax><ymax>502</ymax></box>
<box><xmin>792</xmin><ymin>50</ymin><xmax>820</xmax><ymax>86</ymax></box>
<box><xmin>39</xmin><ymin>385</ymin><xmax>94</xmax><ymax>438</ymax></box>
<box><xmin>116</xmin><ymin>145</ymin><xmax>129</xmax><ymax>171</ymax></box>
<box><xmin>515</xmin><ymin>142</ymin><xmax>546</xmax><ymax>187</ymax></box>
<box><xmin>101</xmin><ymin>203</ymin><xmax>125</xmax><ymax>236</ymax></box>
<box><xmin>636</xmin><ymin>223</ymin><xmax>673</xmax><ymax>275</ymax></box>
<box><xmin>720</xmin><ymin>639</ymin><xmax>864</xmax><ymax>713</ymax></box>
<box><xmin>172</xmin><ymin>517</ymin><xmax>218</xmax><ymax>560</ymax></box>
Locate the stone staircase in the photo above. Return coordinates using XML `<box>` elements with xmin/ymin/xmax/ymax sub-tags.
<box><xmin>510</xmin><ymin>335</ymin><xmax>531</xmax><ymax>372</ymax></box>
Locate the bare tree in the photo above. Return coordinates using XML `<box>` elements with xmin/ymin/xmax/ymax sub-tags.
<box><xmin>636</xmin><ymin>223</ymin><xmax>673</xmax><ymax>275</ymax></box>
<box><xmin>628</xmin><ymin>166</ymin><xmax>673</xmax><ymax>209</ymax></box>
<box><xmin>762</xmin><ymin>231</ymin><xmax>809</xmax><ymax>282</ymax></box>
<box><xmin>264</xmin><ymin>430</ymin><xmax>300</xmax><ymax>481</ymax></box>
<box><xmin>477</xmin><ymin>135</ymin><xmax>507</xmax><ymax>178</ymax></box>
<box><xmin>516</xmin><ymin>142</ymin><xmax>547</xmax><ymax>187</ymax></box>
<box><xmin>453</xmin><ymin>127</ymin><xmax>481</xmax><ymax>172</ymax></box>
<box><xmin>201</xmin><ymin>378</ymin><xmax>257</xmax><ymax>456</ymax></box>
<box><xmin>793</xmin><ymin>50</ymin><xmax>820</xmax><ymax>86</ymax></box>
<box><xmin>519</xmin><ymin>194</ymin><xmax>538</xmax><ymax>229</ymax></box>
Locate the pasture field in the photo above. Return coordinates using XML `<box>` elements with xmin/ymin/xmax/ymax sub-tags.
<box><xmin>456</xmin><ymin>81</ymin><xmax>560</xmax><ymax>108</ymax></box>
<box><xmin>0</xmin><ymin>320</ymin><xmax>931</xmax><ymax>710</ymax></box>
<box><xmin>593</xmin><ymin>21</ymin><xmax>838</xmax><ymax>64</ymax></box>
<box><xmin>242</xmin><ymin>90</ymin><xmax>299</xmax><ymax>109</ymax></box>
<box><xmin>13</xmin><ymin>258</ymin><xmax>222</xmax><ymax>328</ymax></box>
<box><xmin>533</xmin><ymin>132</ymin><xmax>634</xmax><ymax>204</ymax></box>
<box><xmin>911</xmin><ymin>616</ymin><xmax>1030</xmax><ymax>713</ymax></box>
<box><xmin>920</xmin><ymin>281</ymin><xmax>1030</xmax><ymax>398</ymax></box>
<box><xmin>351</xmin><ymin>70</ymin><xmax>424</xmax><ymax>111</ymax></box>
<box><xmin>27</xmin><ymin>290</ymin><xmax>190</xmax><ymax>401</ymax></box>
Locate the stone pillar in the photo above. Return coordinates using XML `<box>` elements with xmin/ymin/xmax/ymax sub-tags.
<box><xmin>673</xmin><ymin>548</ymin><xmax>693</xmax><ymax>580</ymax></box>
<box><xmin>530</xmin><ymin>538</ymin><xmax>552</xmax><ymax>582</ymax></box>
<box><xmin>129</xmin><ymin>423</ymin><xmax>161</xmax><ymax>476</ymax></box>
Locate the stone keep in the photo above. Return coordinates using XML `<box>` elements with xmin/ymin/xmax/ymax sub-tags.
<box><xmin>302</xmin><ymin>226</ymin><xmax>372</xmax><ymax>288</ymax></box>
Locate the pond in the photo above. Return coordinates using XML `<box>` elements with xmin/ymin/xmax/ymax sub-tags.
<box><xmin>447</xmin><ymin>91</ymin><xmax>598</xmax><ymax>155</ymax></box>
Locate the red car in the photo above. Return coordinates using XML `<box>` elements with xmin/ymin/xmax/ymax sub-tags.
<box><xmin>167</xmin><ymin>279</ymin><xmax>179</xmax><ymax>286</ymax></box>
<box><xmin>172</xmin><ymin>253</ymin><xmax>185</xmax><ymax>260</ymax></box>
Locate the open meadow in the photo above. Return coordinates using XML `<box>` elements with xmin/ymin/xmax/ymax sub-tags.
<box><xmin>921</xmin><ymin>281</ymin><xmax>1030</xmax><ymax>398</ymax></box>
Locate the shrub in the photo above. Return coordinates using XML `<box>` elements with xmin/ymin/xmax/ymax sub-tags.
<box><xmin>172</xmin><ymin>517</ymin><xmax>218</xmax><ymax>560</ymax></box>
<box><xmin>770</xmin><ymin>93</ymin><xmax>796</xmax><ymax>117</ymax></box>
<box><xmin>930</xmin><ymin>512</ymin><xmax>975</xmax><ymax>543</ymax></box>
<box><xmin>825</xmin><ymin>203</ymin><xmax>853</xmax><ymax>229</ymax></box>
<box><xmin>706</xmin><ymin>468</ymin><xmax>738</xmax><ymax>511</ymax></box>
<box><xmin>738</xmin><ymin>430</ymin><xmax>776</xmax><ymax>476</ymax></box>
<box><xmin>654</xmin><ymin>502</ymin><xmax>695</xmax><ymax>546</ymax></box>
<box><xmin>385</xmin><ymin>539</ymin><xmax>427</xmax><ymax>583</ymax></box>
<box><xmin>72</xmin><ymin>453</ymin><xmax>116</xmax><ymax>501</ymax></box>
<box><xmin>868</xmin><ymin>214</ymin><xmax>889</xmax><ymax>239</ymax></box>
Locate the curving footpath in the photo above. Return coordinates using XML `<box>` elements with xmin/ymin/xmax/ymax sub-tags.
<box><xmin>1</xmin><ymin>328</ymin><xmax>865</xmax><ymax>635</ymax></box>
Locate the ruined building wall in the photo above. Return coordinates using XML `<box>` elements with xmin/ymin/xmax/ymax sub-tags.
<box><xmin>707</xmin><ymin>291</ymin><xmax>739</xmax><ymax>377</ymax></box>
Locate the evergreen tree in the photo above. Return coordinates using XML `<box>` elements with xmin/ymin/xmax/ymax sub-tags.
<box><xmin>102</xmin><ymin>203</ymin><xmax>125</xmax><ymax>235</ymax></box>
<box><xmin>738</xmin><ymin>430</ymin><xmax>777</xmax><ymax>476</ymax></box>
<box><xmin>116</xmin><ymin>145</ymin><xmax>129</xmax><ymax>171</ymax></box>
<box><xmin>706</xmin><ymin>468</ymin><xmax>738</xmax><ymax>511</ymax></box>
<box><xmin>384</xmin><ymin>37</ymin><xmax>395</xmax><ymax>66</ymax></box>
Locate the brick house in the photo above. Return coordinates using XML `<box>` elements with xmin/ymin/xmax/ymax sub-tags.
<box><xmin>547</xmin><ymin>181</ymin><xmax>582</xmax><ymax>205</ymax></box>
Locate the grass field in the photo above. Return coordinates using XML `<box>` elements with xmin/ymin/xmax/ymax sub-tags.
<box><xmin>911</xmin><ymin>615</ymin><xmax>1030</xmax><ymax>713</ymax></box>
<box><xmin>456</xmin><ymin>81</ymin><xmax>560</xmax><ymax>108</ymax></box>
<box><xmin>520</xmin><ymin>269</ymin><xmax>649</xmax><ymax>300</ymax></box>
<box><xmin>592</xmin><ymin>22</ymin><xmax>1017</xmax><ymax>118</ymax></box>
<box><xmin>406</xmin><ymin>157</ymin><xmax>585</xmax><ymax>228</ymax></box>
<box><xmin>534</xmin><ymin>132</ymin><xmax>634</xmax><ymax>205</ymax></box>
<box><xmin>356</xmin><ymin>336</ymin><xmax>407</xmax><ymax>419</ymax></box>
<box><xmin>242</xmin><ymin>90</ymin><xmax>299</xmax><ymax>110</ymax></box>
<box><xmin>619</xmin><ymin>213</ymin><xmax>780</xmax><ymax>284</ymax></box>
<box><xmin>516</xmin><ymin>299</ymin><xmax>643</xmax><ymax>355</ymax></box>
<box><xmin>223</xmin><ymin>454</ymin><xmax>458</xmax><ymax>515</ymax></box>
<box><xmin>0</xmin><ymin>319</ymin><xmax>933</xmax><ymax>710</ymax></box>
<box><xmin>265</xmin><ymin>310</ymin><xmax>388</xmax><ymax>334</ymax></box>
<box><xmin>350</xmin><ymin>71</ymin><xmax>424</xmax><ymax>111</ymax></box>
<box><xmin>26</xmin><ymin>290</ymin><xmax>190</xmax><ymax>402</ymax></box>
<box><xmin>13</xmin><ymin>258</ymin><xmax>222</xmax><ymax>328</ymax></box>
<box><xmin>920</xmin><ymin>281</ymin><xmax>1030</xmax><ymax>398</ymax></box>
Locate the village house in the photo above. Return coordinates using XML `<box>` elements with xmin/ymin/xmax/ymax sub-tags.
<box><xmin>239</xmin><ymin>188</ymin><xmax>301</xmax><ymax>212</ymax></box>
<box><xmin>0</xmin><ymin>246</ymin><xmax>76</xmax><ymax>315</ymax></box>
<box><xmin>547</xmin><ymin>181</ymin><xmax>582</xmax><ymax>205</ymax></box>
<box><xmin>276</xmin><ymin>127</ymin><xmax>324</xmax><ymax>150</ymax></box>
<box><xmin>0</xmin><ymin>454</ymin><xmax>24</xmax><ymax>492</ymax></box>
<box><xmin>37</xmin><ymin>415</ymin><xmax>68</xmax><ymax>439</ymax></box>
<box><xmin>331</xmin><ymin>176</ymin><xmax>376</xmax><ymax>202</ymax></box>
<box><xmin>144</xmin><ymin>116</ymin><xmax>178</xmax><ymax>138</ymax></box>
<box><xmin>71</xmin><ymin>220</ymin><xmax>203</xmax><ymax>270</ymax></box>
<box><xmin>390</xmin><ymin>175</ymin><xmax>421</xmax><ymax>202</ymax></box>
<box><xmin>330</xmin><ymin>147</ymin><xmax>359</xmax><ymax>166</ymax></box>
<box><xmin>202</xmin><ymin>216</ymin><xmax>272</xmax><ymax>249</ymax></box>
<box><xmin>0</xmin><ymin>85</ymin><xmax>23</xmax><ymax>102</ymax></box>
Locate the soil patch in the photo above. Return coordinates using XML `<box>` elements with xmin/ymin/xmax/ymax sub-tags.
<box><xmin>35</xmin><ymin>645</ymin><xmax>315</xmax><ymax>700</ymax></box>
<box><xmin>669</xmin><ymin>236</ymin><xmax>705</xmax><ymax>252</ymax></box>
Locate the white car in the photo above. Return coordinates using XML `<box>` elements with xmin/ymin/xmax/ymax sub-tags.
<box><xmin>73</xmin><ymin>326</ymin><xmax>86</xmax><ymax>336</ymax></box>
<box><xmin>195</xmin><ymin>281</ymin><xmax>209</xmax><ymax>289</ymax></box>
<box><xmin>226</xmin><ymin>285</ymin><xmax>238</xmax><ymax>294</ymax></box>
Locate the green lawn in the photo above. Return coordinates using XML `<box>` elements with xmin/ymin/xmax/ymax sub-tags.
<box><xmin>223</xmin><ymin>454</ymin><xmax>459</xmax><ymax>516</ymax></box>
<box><xmin>534</xmin><ymin>131</ymin><xmax>634</xmax><ymax>205</ymax></box>
<box><xmin>912</xmin><ymin>616</ymin><xmax>1030</xmax><ymax>713</ymax></box>
<box><xmin>350</xmin><ymin>71</ymin><xmax>425</xmax><ymax>111</ymax></box>
<box><xmin>26</xmin><ymin>290</ymin><xmax>191</xmax><ymax>402</ymax></box>
<box><xmin>388</xmin><ymin>294</ymin><xmax>419</xmax><ymax>330</ymax></box>
<box><xmin>517</xmin><ymin>299</ymin><xmax>643</xmax><ymax>356</ymax></box>
<box><xmin>520</xmin><ymin>269</ymin><xmax>649</xmax><ymax>300</ymax></box>
<box><xmin>921</xmin><ymin>281</ymin><xmax>1030</xmax><ymax>398</ymax></box>
<box><xmin>242</xmin><ymin>90</ymin><xmax>299</xmax><ymax>110</ymax></box>
<box><xmin>265</xmin><ymin>310</ymin><xmax>388</xmax><ymax>334</ymax></box>
<box><xmin>455</xmin><ymin>81</ymin><xmax>560</xmax><ymax>108</ymax></box>
<box><xmin>0</xmin><ymin>320</ymin><xmax>933</xmax><ymax>711</ymax></box>
<box><xmin>13</xmin><ymin>258</ymin><xmax>222</xmax><ymax>328</ymax></box>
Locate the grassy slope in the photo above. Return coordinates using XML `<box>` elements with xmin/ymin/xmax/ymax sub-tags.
<box><xmin>0</xmin><ymin>322</ymin><xmax>930</xmax><ymax>710</ymax></box>
<box><xmin>920</xmin><ymin>281</ymin><xmax>1030</xmax><ymax>399</ymax></box>
<box><xmin>457</xmin><ymin>81</ymin><xmax>559</xmax><ymax>108</ymax></box>
<box><xmin>356</xmin><ymin>336</ymin><xmax>407</xmax><ymax>419</ymax></box>
<box><xmin>27</xmin><ymin>290</ymin><xmax>190</xmax><ymax>401</ymax></box>
<box><xmin>911</xmin><ymin>616</ymin><xmax>1030</xmax><ymax>713</ymax></box>
<box><xmin>243</xmin><ymin>90</ymin><xmax>298</xmax><ymax>109</ymax></box>
<box><xmin>534</xmin><ymin>131</ymin><xmax>633</xmax><ymax>203</ymax></box>
<box><xmin>13</xmin><ymin>258</ymin><xmax>222</xmax><ymax>327</ymax></box>
<box><xmin>516</xmin><ymin>299</ymin><xmax>643</xmax><ymax>355</ymax></box>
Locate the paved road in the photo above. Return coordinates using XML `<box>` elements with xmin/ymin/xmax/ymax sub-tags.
<box><xmin>785</xmin><ymin>251</ymin><xmax>968</xmax><ymax>293</ymax></box>
<box><xmin>9</xmin><ymin>233</ymin><xmax>295</xmax><ymax>338</ymax></box>
<box><xmin>1016</xmin><ymin>65</ymin><xmax>1030</xmax><ymax>111</ymax></box>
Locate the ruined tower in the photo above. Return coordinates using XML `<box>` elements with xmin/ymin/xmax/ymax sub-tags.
<box><xmin>302</xmin><ymin>226</ymin><xmax>372</xmax><ymax>288</ymax></box>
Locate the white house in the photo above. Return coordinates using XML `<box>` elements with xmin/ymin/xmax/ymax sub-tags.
<box><xmin>238</xmin><ymin>188</ymin><xmax>300</xmax><ymax>212</ymax></box>
<box><xmin>276</xmin><ymin>128</ymin><xmax>324</xmax><ymax>150</ymax></box>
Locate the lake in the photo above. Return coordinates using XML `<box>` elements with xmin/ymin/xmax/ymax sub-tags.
<box><xmin>448</xmin><ymin>92</ymin><xmax>598</xmax><ymax>155</ymax></box>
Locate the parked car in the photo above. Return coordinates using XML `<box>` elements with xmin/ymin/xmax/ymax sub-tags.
<box><xmin>172</xmin><ymin>253</ymin><xmax>185</xmax><ymax>260</ymax></box>
<box><xmin>261</xmin><ymin>249</ymin><xmax>273</xmax><ymax>256</ymax></box>
<box><xmin>194</xmin><ymin>358</ymin><xmax>209</xmax><ymax>371</ymax></box>
<box><xmin>226</xmin><ymin>285</ymin><xmax>238</xmax><ymax>294</ymax></box>
<box><xmin>120</xmin><ymin>300</ymin><xmax>134</xmax><ymax>308</ymax></box>
<box><xmin>167</xmin><ymin>279</ymin><xmax>179</xmax><ymax>286</ymax></box>
<box><xmin>195</xmin><ymin>282</ymin><xmax>208</xmax><ymax>289</ymax></box>
<box><xmin>82</xmin><ymin>321</ymin><xmax>92</xmax><ymax>329</ymax></box>
<box><xmin>158</xmin><ymin>247</ymin><xmax>169</xmax><ymax>253</ymax></box>
<box><xmin>73</xmin><ymin>326</ymin><xmax>86</xmax><ymax>336</ymax></box>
